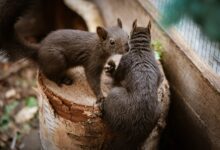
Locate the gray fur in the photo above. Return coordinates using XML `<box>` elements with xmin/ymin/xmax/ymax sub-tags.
<box><xmin>102</xmin><ymin>21</ymin><xmax>161</xmax><ymax>150</ymax></box>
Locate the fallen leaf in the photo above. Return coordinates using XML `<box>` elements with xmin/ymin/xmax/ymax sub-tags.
<box><xmin>5</xmin><ymin>89</ymin><xmax>16</xmax><ymax>99</ymax></box>
<box><xmin>15</xmin><ymin>107</ymin><xmax>38</xmax><ymax>124</ymax></box>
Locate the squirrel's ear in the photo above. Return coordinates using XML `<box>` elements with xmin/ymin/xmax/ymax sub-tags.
<box><xmin>117</xmin><ymin>18</ymin><xmax>122</xmax><ymax>28</ymax></box>
<box><xmin>97</xmin><ymin>26</ymin><xmax>108</xmax><ymax>40</ymax></box>
<box><xmin>132</xmin><ymin>19</ymin><xmax>137</xmax><ymax>30</ymax></box>
<box><xmin>146</xmin><ymin>20</ymin><xmax>151</xmax><ymax>34</ymax></box>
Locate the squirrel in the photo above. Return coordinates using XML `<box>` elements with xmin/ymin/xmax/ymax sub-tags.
<box><xmin>100</xmin><ymin>20</ymin><xmax>162</xmax><ymax>150</ymax></box>
<box><xmin>0</xmin><ymin>0</ymin><xmax>129</xmax><ymax>101</ymax></box>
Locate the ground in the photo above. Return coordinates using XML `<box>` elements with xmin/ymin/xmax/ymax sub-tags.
<box><xmin>0</xmin><ymin>60</ymin><xmax>41</xmax><ymax>150</ymax></box>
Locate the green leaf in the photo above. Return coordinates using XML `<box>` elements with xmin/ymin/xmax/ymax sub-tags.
<box><xmin>5</xmin><ymin>101</ymin><xmax>19</xmax><ymax>115</ymax></box>
<box><xmin>151</xmin><ymin>41</ymin><xmax>164</xmax><ymax>60</ymax></box>
<box><xmin>25</xmin><ymin>97</ymin><xmax>38</xmax><ymax>108</ymax></box>
<box><xmin>0</xmin><ymin>115</ymin><xmax>10</xmax><ymax>131</ymax></box>
<box><xmin>0</xmin><ymin>101</ymin><xmax>19</xmax><ymax>131</ymax></box>
<box><xmin>154</xmin><ymin>51</ymin><xmax>161</xmax><ymax>60</ymax></box>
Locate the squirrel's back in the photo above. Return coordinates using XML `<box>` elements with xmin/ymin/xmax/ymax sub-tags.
<box><xmin>41</xmin><ymin>29</ymin><xmax>97</xmax><ymax>48</ymax></box>
<box><xmin>102</xmin><ymin>21</ymin><xmax>161</xmax><ymax>149</ymax></box>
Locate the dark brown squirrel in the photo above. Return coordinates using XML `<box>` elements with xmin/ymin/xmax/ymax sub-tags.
<box><xmin>100</xmin><ymin>20</ymin><xmax>162</xmax><ymax>150</ymax></box>
<box><xmin>0</xmin><ymin>0</ymin><xmax>129</xmax><ymax>101</ymax></box>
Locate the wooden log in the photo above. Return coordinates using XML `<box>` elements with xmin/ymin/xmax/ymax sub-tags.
<box><xmin>37</xmin><ymin>57</ymin><xmax>170</xmax><ymax>150</ymax></box>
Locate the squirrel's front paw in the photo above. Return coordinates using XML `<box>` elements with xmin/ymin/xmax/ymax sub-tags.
<box><xmin>62</xmin><ymin>77</ymin><xmax>73</xmax><ymax>85</ymax></box>
<box><xmin>95</xmin><ymin>100</ymin><xmax>104</xmax><ymax>117</ymax></box>
<box><xmin>96</xmin><ymin>95</ymin><xmax>105</xmax><ymax>103</ymax></box>
<box><xmin>104</xmin><ymin>60</ymin><xmax>116</xmax><ymax>76</ymax></box>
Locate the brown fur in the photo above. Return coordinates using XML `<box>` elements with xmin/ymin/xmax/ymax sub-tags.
<box><xmin>0</xmin><ymin>0</ymin><xmax>129</xmax><ymax>100</ymax></box>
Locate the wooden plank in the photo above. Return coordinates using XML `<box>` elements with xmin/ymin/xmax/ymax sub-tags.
<box><xmin>93</xmin><ymin>0</ymin><xmax>220</xmax><ymax>149</ymax></box>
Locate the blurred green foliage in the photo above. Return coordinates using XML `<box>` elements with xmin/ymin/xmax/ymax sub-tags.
<box><xmin>0</xmin><ymin>96</ymin><xmax>37</xmax><ymax>132</ymax></box>
<box><xmin>162</xmin><ymin>0</ymin><xmax>220</xmax><ymax>41</ymax></box>
<box><xmin>5</xmin><ymin>101</ymin><xmax>19</xmax><ymax>115</ymax></box>
<box><xmin>0</xmin><ymin>101</ymin><xmax>18</xmax><ymax>131</ymax></box>
<box><xmin>152</xmin><ymin>41</ymin><xmax>164</xmax><ymax>60</ymax></box>
<box><xmin>25</xmin><ymin>96</ymin><xmax>38</xmax><ymax>108</ymax></box>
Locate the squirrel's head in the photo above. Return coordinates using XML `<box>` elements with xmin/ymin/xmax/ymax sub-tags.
<box><xmin>96</xmin><ymin>18</ymin><xmax>129</xmax><ymax>55</ymax></box>
<box><xmin>129</xmin><ymin>19</ymin><xmax>151</xmax><ymax>49</ymax></box>
<box><xmin>130</xmin><ymin>19</ymin><xmax>151</xmax><ymax>42</ymax></box>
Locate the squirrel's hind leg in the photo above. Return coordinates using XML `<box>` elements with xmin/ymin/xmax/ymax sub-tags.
<box><xmin>44</xmin><ymin>71</ymin><xmax>73</xmax><ymax>86</ymax></box>
<box><xmin>38</xmin><ymin>50</ymin><xmax>73</xmax><ymax>86</ymax></box>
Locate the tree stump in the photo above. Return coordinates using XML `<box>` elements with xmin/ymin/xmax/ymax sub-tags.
<box><xmin>37</xmin><ymin>67</ymin><xmax>110</xmax><ymax>150</ymax></box>
<box><xmin>37</xmin><ymin>55</ymin><xmax>170</xmax><ymax>150</ymax></box>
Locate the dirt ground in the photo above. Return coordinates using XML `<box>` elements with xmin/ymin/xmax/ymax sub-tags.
<box><xmin>0</xmin><ymin>60</ymin><xmax>41</xmax><ymax>150</ymax></box>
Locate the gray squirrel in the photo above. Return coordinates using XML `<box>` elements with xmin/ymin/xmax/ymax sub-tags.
<box><xmin>101</xmin><ymin>20</ymin><xmax>162</xmax><ymax>150</ymax></box>
<box><xmin>0</xmin><ymin>0</ymin><xmax>129</xmax><ymax>101</ymax></box>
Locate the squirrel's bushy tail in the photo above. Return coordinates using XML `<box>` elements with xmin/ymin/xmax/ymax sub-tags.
<box><xmin>0</xmin><ymin>0</ymin><xmax>39</xmax><ymax>61</ymax></box>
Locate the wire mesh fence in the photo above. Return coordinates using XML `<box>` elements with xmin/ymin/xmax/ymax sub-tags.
<box><xmin>149</xmin><ymin>0</ymin><xmax>220</xmax><ymax>75</ymax></box>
